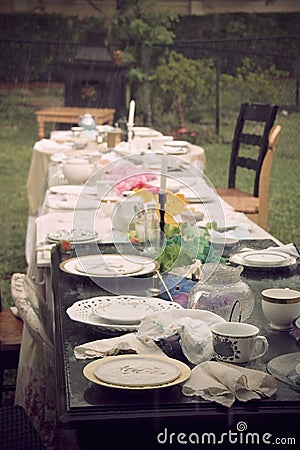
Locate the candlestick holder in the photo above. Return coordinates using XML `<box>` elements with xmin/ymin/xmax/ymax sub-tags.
<box><xmin>127</xmin><ymin>123</ymin><xmax>134</xmax><ymax>142</ymax></box>
<box><xmin>158</xmin><ymin>190</ymin><xmax>167</xmax><ymax>242</ymax></box>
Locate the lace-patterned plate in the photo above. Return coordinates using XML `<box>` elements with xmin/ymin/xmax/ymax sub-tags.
<box><xmin>66</xmin><ymin>295</ymin><xmax>183</xmax><ymax>332</ymax></box>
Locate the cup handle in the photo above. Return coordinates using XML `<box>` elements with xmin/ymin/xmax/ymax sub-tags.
<box><xmin>252</xmin><ymin>335</ymin><xmax>269</xmax><ymax>360</ymax></box>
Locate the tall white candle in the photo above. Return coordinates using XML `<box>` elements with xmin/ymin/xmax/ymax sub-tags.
<box><xmin>128</xmin><ymin>99</ymin><xmax>135</xmax><ymax>126</ymax></box>
<box><xmin>160</xmin><ymin>151</ymin><xmax>168</xmax><ymax>191</ymax></box>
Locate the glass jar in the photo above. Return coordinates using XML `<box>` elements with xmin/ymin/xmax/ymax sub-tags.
<box><xmin>188</xmin><ymin>263</ymin><xmax>255</xmax><ymax>322</ymax></box>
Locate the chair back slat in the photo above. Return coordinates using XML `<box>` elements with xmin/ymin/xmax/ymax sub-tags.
<box><xmin>228</xmin><ymin>102</ymin><xmax>278</xmax><ymax>197</ymax></box>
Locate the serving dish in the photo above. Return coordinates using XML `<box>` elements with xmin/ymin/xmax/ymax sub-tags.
<box><xmin>60</xmin><ymin>254</ymin><xmax>159</xmax><ymax>277</ymax></box>
<box><xmin>66</xmin><ymin>295</ymin><xmax>183</xmax><ymax>332</ymax></box>
<box><xmin>83</xmin><ymin>354</ymin><xmax>191</xmax><ymax>389</ymax></box>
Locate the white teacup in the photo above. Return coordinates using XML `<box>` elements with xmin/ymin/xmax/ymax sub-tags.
<box><xmin>210</xmin><ymin>322</ymin><xmax>269</xmax><ymax>364</ymax></box>
<box><xmin>261</xmin><ymin>288</ymin><xmax>300</xmax><ymax>331</ymax></box>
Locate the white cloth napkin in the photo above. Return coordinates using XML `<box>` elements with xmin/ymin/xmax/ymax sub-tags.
<box><xmin>182</xmin><ymin>361</ymin><xmax>277</xmax><ymax>407</ymax></box>
<box><xmin>240</xmin><ymin>243</ymin><xmax>299</xmax><ymax>257</ymax></box>
<box><xmin>34</xmin><ymin>138</ymin><xmax>73</xmax><ymax>153</ymax></box>
<box><xmin>74</xmin><ymin>332</ymin><xmax>165</xmax><ymax>359</ymax></box>
<box><xmin>137</xmin><ymin>310</ymin><xmax>225</xmax><ymax>365</ymax></box>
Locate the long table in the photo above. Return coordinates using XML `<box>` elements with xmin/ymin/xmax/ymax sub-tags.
<box><xmin>22</xmin><ymin>134</ymin><xmax>300</xmax><ymax>449</ymax></box>
<box><xmin>51</xmin><ymin>241</ymin><xmax>300</xmax><ymax>449</ymax></box>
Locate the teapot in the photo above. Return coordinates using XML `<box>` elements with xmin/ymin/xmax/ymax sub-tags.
<box><xmin>188</xmin><ymin>263</ymin><xmax>255</xmax><ymax>322</ymax></box>
<box><xmin>78</xmin><ymin>113</ymin><xmax>96</xmax><ymax>130</ymax></box>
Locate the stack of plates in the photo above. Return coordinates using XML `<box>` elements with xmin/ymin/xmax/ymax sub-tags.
<box><xmin>83</xmin><ymin>354</ymin><xmax>191</xmax><ymax>389</ymax></box>
<box><xmin>229</xmin><ymin>249</ymin><xmax>297</xmax><ymax>269</ymax></box>
<box><xmin>162</xmin><ymin>140</ymin><xmax>190</xmax><ymax>155</ymax></box>
<box><xmin>66</xmin><ymin>295</ymin><xmax>183</xmax><ymax>332</ymax></box>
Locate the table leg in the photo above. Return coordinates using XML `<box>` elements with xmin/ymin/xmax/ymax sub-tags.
<box><xmin>36</xmin><ymin>115</ymin><xmax>45</xmax><ymax>139</ymax></box>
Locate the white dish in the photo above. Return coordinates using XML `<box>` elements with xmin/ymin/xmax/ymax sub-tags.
<box><xmin>92</xmin><ymin>296</ymin><xmax>175</xmax><ymax>325</ymax></box>
<box><xmin>60</xmin><ymin>254</ymin><xmax>159</xmax><ymax>278</ymax></box>
<box><xmin>83</xmin><ymin>354</ymin><xmax>191</xmax><ymax>389</ymax></box>
<box><xmin>50</xmin><ymin>130</ymin><xmax>74</xmax><ymax>142</ymax></box>
<box><xmin>66</xmin><ymin>295</ymin><xmax>183</xmax><ymax>332</ymax></box>
<box><xmin>164</xmin><ymin>140</ymin><xmax>189</xmax><ymax>147</ymax></box>
<box><xmin>48</xmin><ymin>197</ymin><xmax>99</xmax><ymax>210</ymax></box>
<box><xmin>230</xmin><ymin>250</ymin><xmax>296</xmax><ymax>268</ymax></box>
<box><xmin>296</xmin><ymin>363</ymin><xmax>300</xmax><ymax>375</ymax></box>
<box><xmin>96</xmin><ymin>125</ymin><xmax>114</xmax><ymax>133</ymax></box>
<box><xmin>242</xmin><ymin>251</ymin><xmax>291</xmax><ymax>267</ymax></box>
<box><xmin>75</xmin><ymin>255</ymin><xmax>143</xmax><ymax>276</ymax></box>
<box><xmin>49</xmin><ymin>185</ymin><xmax>96</xmax><ymax>196</ymax></box>
<box><xmin>133</xmin><ymin>127</ymin><xmax>162</xmax><ymax>137</ymax></box>
<box><xmin>47</xmin><ymin>229</ymin><xmax>98</xmax><ymax>244</ymax></box>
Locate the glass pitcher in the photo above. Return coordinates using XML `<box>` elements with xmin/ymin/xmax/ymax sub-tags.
<box><xmin>188</xmin><ymin>263</ymin><xmax>255</xmax><ymax>322</ymax></box>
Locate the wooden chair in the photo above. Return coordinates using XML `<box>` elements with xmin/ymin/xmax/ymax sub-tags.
<box><xmin>0</xmin><ymin>290</ymin><xmax>23</xmax><ymax>406</ymax></box>
<box><xmin>217</xmin><ymin>124</ymin><xmax>281</xmax><ymax>230</ymax></box>
<box><xmin>217</xmin><ymin>103</ymin><xmax>278</xmax><ymax>228</ymax></box>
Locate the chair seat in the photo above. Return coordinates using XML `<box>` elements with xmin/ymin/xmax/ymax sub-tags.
<box><xmin>216</xmin><ymin>188</ymin><xmax>259</xmax><ymax>214</ymax></box>
<box><xmin>0</xmin><ymin>308</ymin><xmax>23</xmax><ymax>350</ymax></box>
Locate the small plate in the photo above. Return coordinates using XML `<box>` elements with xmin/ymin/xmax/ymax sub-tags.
<box><xmin>267</xmin><ymin>352</ymin><xmax>300</xmax><ymax>390</ymax></box>
<box><xmin>93</xmin><ymin>297</ymin><xmax>169</xmax><ymax>325</ymax></box>
<box><xmin>83</xmin><ymin>354</ymin><xmax>191</xmax><ymax>389</ymax></box>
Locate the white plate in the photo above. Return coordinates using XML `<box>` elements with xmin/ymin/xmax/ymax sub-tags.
<box><xmin>93</xmin><ymin>355</ymin><xmax>181</xmax><ymax>387</ymax></box>
<box><xmin>296</xmin><ymin>362</ymin><xmax>300</xmax><ymax>375</ymax></box>
<box><xmin>60</xmin><ymin>254</ymin><xmax>159</xmax><ymax>278</ymax></box>
<box><xmin>75</xmin><ymin>255</ymin><xmax>143</xmax><ymax>276</ymax></box>
<box><xmin>242</xmin><ymin>251</ymin><xmax>291</xmax><ymax>267</ymax></box>
<box><xmin>48</xmin><ymin>197</ymin><xmax>99</xmax><ymax>210</ymax></box>
<box><xmin>50</xmin><ymin>130</ymin><xmax>74</xmax><ymax>142</ymax></box>
<box><xmin>47</xmin><ymin>229</ymin><xmax>98</xmax><ymax>244</ymax></box>
<box><xmin>133</xmin><ymin>127</ymin><xmax>162</xmax><ymax>137</ymax></box>
<box><xmin>83</xmin><ymin>354</ymin><xmax>191</xmax><ymax>389</ymax></box>
<box><xmin>49</xmin><ymin>185</ymin><xmax>96</xmax><ymax>196</ymax></box>
<box><xmin>92</xmin><ymin>296</ymin><xmax>174</xmax><ymax>325</ymax></box>
<box><xmin>66</xmin><ymin>295</ymin><xmax>183</xmax><ymax>332</ymax></box>
<box><xmin>164</xmin><ymin>140</ymin><xmax>189</xmax><ymax>147</ymax></box>
<box><xmin>230</xmin><ymin>250</ymin><xmax>297</xmax><ymax>269</ymax></box>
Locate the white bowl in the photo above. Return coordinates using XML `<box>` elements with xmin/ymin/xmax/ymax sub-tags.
<box><xmin>63</xmin><ymin>158</ymin><xmax>94</xmax><ymax>184</ymax></box>
<box><xmin>209</xmin><ymin>236</ymin><xmax>240</xmax><ymax>256</ymax></box>
<box><xmin>262</xmin><ymin>288</ymin><xmax>300</xmax><ymax>331</ymax></box>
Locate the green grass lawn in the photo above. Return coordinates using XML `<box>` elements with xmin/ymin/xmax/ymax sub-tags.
<box><xmin>0</xmin><ymin>84</ymin><xmax>299</xmax><ymax>306</ymax></box>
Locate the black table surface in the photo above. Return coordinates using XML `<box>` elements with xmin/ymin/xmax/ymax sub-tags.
<box><xmin>51</xmin><ymin>240</ymin><xmax>300</xmax><ymax>449</ymax></box>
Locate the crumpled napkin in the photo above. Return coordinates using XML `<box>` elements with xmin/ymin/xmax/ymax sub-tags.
<box><xmin>137</xmin><ymin>309</ymin><xmax>225</xmax><ymax>365</ymax></box>
<box><xmin>74</xmin><ymin>332</ymin><xmax>165</xmax><ymax>359</ymax></box>
<box><xmin>182</xmin><ymin>361</ymin><xmax>277</xmax><ymax>407</ymax></box>
<box><xmin>240</xmin><ymin>243</ymin><xmax>300</xmax><ymax>257</ymax></box>
<box><xmin>34</xmin><ymin>138</ymin><xmax>73</xmax><ymax>153</ymax></box>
